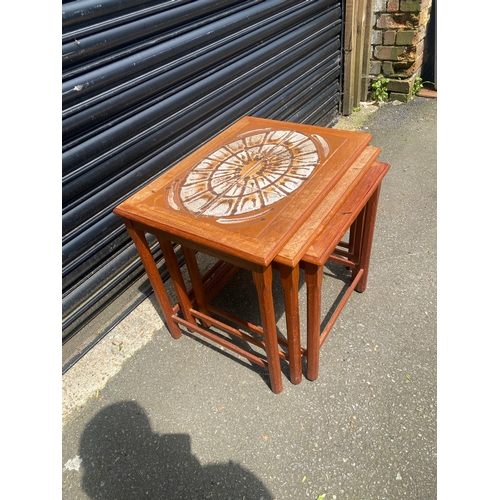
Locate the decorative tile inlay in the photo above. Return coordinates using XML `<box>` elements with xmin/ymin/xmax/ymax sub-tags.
<box><xmin>164</xmin><ymin>128</ymin><xmax>330</xmax><ymax>224</ymax></box>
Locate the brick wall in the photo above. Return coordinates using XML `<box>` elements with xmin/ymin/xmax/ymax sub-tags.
<box><xmin>369</xmin><ymin>0</ymin><xmax>433</xmax><ymax>101</ymax></box>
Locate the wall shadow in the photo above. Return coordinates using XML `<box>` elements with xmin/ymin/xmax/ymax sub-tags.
<box><xmin>79</xmin><ymin>401</ymin><xmax>274</xmax><ymax>499</ymax></box>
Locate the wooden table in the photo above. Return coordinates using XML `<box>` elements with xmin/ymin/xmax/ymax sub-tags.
<box><xmin>113</xmin><ymin>116</ymin><xmax>372</xmax><ymax>394</ymax></box>
<box><xmin>274</xmin><ymin>158</ymin><xmax>390</xmax><ymax>383</ymax></box>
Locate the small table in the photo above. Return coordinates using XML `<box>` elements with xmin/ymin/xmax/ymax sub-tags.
<box><xmin>274</xmin><ymin>159</ymin><xmax>390</xmax><ymax>382</ymax></box>
<box><xmin>113</xmin><ymin>116</ymin><xmax>372</xmax><ymax>394</ymax></box>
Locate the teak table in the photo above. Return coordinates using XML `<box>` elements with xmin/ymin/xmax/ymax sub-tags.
<box><xmin>274</xmin><ymin>158</ymin><xmax>390</xmax><ymax>383</ymax></box>
<box><xmin>113</xmin><ymin>116</ymin><xmax>372</xmax><ymax>394</ymax></box>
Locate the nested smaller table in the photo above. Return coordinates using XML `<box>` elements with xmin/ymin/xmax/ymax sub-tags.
<box><xmin>275</xmin><ymin>160</ymin><xmax>390</xmax><ymax>382</ymax></box>
<box><xmin>188</xmin><ymin>146</ymin><xmax>390</xmax><ymax>385</ymax></box>
<box><xmin>113</xmin><ymin>116</ymin><xmax>372</xmax><ymax>394</ymax></box>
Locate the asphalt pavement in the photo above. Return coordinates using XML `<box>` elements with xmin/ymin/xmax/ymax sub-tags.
<box><xmin>62</xmin><ymin>95</ymin><xmax>437</xmax><ymax>500</ymax></box>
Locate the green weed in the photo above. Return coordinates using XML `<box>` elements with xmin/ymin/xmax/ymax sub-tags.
<box><xmin>371</xmin><ymin>75</ymin><xmax>389</xmax><ymax>103</ymax></box>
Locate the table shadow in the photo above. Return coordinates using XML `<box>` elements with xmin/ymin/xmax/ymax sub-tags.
<box><xmin>150</xmin><ymin>264</ymin><xmax>297</xmax><ymax>387</ymax></box>
<box><xmin>320</xmin><ymin>259</ymin><xmax>355</xmax><ymax>334</ymax></box>
<box><xmin>79</xmin><ymin>401</ymin><xmax>274</xmax><ymax>499</ymax></box>
<box><xmin>150</xmin><ymin>260</ymin><xmax>356</xmax><ymax>386</ymax></box>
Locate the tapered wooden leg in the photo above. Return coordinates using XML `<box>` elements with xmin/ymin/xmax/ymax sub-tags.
<box><xmin>278</xmin><ymin>264</ymin><xmax>302</xmax><ymax>385</ymax></box>
<box><xmin>157</xmin><ymin>237</ymin><xmax>196</xmax><ymax>330</ymax></box>
<box><xmin>356</xmin><ymin>184</ymin><xmax>382</xmax><ymax>293</ymax></box>
<box><xmin>253</xmin><ymin>267</ymin><xmax>283</xmax><ymax>394</ymax></box>
<box><xmin>304</xmin><ymin>262</ymin><xmax>323</xmax><ymax>381</ymax></box>
<box><xmin>350</xmin><ymin>206</ymin><xmax>366</xmax><ymax>283</ymax></box>
<box><xmin>181</xmin><ymin>245</ymin><xmax>212</xmax><ymax>327</ymax></box>
<box><xmin>348</xmin><ymin>216</ymin><xmax>359</xmax><ymax>256</ymax></box>
<box><xmin>125</xmin><ymin>224</ymin><xmax>181</xmax><ymax>339</ymax></box>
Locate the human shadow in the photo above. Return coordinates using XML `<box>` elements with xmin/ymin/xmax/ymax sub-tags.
<box><xmin>79</xmin><ymin>401</ymin><xmax>274</xmax><ymax>499</ymax></box>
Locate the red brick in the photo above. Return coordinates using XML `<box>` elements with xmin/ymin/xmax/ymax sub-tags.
<box><xmin>372</xmin><ymin>30</ymin><xmax>383</xmax><ymax>45</ymax></box>
<box><xmin>415</xmin><ymin>38</ymin><xmax>425</xmax><ymax>57</ymax></box>
<box><xmin>401</xmin><ymin>0</ymin><xmax>421</xmax><ymax>11</ymax></box>
<box><xmin>374</xmin><ymin>45</ymin><xmax>406</xmax><ymax>60</ymax></box>
<box><xmin>376</xmin><ymin>13</ymin><xmax>413</xmax><ymax>29</ymax></box>
<box><xmin>387</xmin><ymin>78</ymin><xmax>412</xmax><ymax>93</ymax></box>
<box><xmin>384</xmin><ymin>31</ymin><xmax>397</xmax><ymax>45</ymax></box>
<box><xmin>382</xmin><ymin>61</ymin><xmax>394</xmax><ymax>74</ymax></box>
<box><xmin>417</xmin><ymin>88</ymin><xmax>437</xmax><ymax>98</ymax></box>
<box><xmin>396</xmin><ymin>30</ymin><xmax>417</xmax><ymax>45</ymax></box>
<box><xmin>418</xmin><ymin>8</ymin><xmax>431</xmax><ymax>25</ymax></box>
<box><xmin>387</xmin><ymin>0</ymin><xmax>400</xmax><ymax>12</ymax></box>
<box><xmin>370</xmin><ymin>61</ymin><xmax>382</xmax><ymax>75</ymax></box>
<box><xmin>393</xmin><ymin>53</ymin><xmax>423</xmax><ymax>75</ymax></box>
<box><xmin>414</xmin><ymin>23</ymin><xmax>428</xmax><ymax>44</ymax></box>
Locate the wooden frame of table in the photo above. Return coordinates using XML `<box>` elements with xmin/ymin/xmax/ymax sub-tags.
<box><xmin>114</xmin><ymin>116</ymin><xmax>372</xmax><ymax>394</ymax></box>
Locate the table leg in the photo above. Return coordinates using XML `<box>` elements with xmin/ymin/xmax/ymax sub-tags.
<box><xmin>350</xmin><ymin>206</ymin><xmax>366</xmax><ymax>285</ymax></box>
<box><xmin>252</xmin><ymin>267</ymin><xmax>283</xmax><ymax>394</ymax></box>
<box><xmin>356</xmin><ymin>184</ymin><xmax>382</xmax><ymax>293</ymax></box>
<box><xmin>125</xmin><ymin>224</ymin><xmax>182</xmax><ymax>339</ymax></box>
<box><xmin>157</xmin><ymin>236</ymin><xmax>197</xmax><ymax>330</ymax></box>
<box><xmin>304</xmin><ymin>261</ymin><xmax>323</xmax><ymax>381</ymax></box>
<box><xmin>181</xmin><ymin>245</ymin><xmax>213</xmax><ymax>327</ymax></box>
<box><xmin>348</xmin><ymin>217</ymin><xmax>359</xmax><ymax>257</ymax></box>
<box><xmin>278</xmin><ymin>264</ymin><xmax>302</xmax><ymax>385</ymax></box>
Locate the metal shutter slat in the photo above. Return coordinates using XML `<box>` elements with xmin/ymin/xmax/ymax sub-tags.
<box><xmin>62</xmin><ymin>0</ymin><xmax>344</xmax><ymax>350</ymax></box>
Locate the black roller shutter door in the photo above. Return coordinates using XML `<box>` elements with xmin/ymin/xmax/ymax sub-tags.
<box><xmin>62</xmin><ymin>0</ymin><xmax>345</xmax><ymax>359</ymax></box>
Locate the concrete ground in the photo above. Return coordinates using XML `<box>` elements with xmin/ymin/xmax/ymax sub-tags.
<box><xmin>62</xmin><ymin>96</ymin><xmax>437</xmax><ymax>499</ymax></box>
